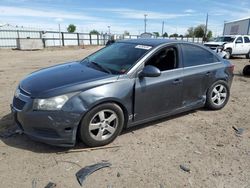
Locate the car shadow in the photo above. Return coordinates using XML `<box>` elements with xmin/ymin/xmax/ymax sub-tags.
<box><xmin>1</xmin><ymin>109</ymin><xmax>199</xmax><ymax>153</ymax></box>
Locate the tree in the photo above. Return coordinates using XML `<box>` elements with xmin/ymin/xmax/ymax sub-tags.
<box><xmin>206</xmin><ymin>30</ymin><xmax>213</xmax><ymax>39</ymax></box>
<box><xmin>89</xmin><ymin>30</ymin><xmax>100</xmax><ymax>35</ymax></box>
<box><xmin>186</xmin><ymin>27</ymin><xmax>194</xmax><ymax>37</ymax></box>
<box><xmin>194</xmin><ymin>24</ymin><xmax>205</xmax><ymax>37</ymax></box>
<box><xmin>67</xmin><ymin>24</ymin><xmax>76</xmax><ymax>33</ymax></box>
<box><xmin>123</xmin><ymin>30</ymin><xmax>130</xmax><ymax>36</ymax></box>
<box><xmin>153</xmin><ymin>32</ymin><xmax>160</xmax><ymax>37</ymax></box>
<box><xmin>170</xmin><ymin>33</ymin><xmax>178</xmax><ymax>37</ymax></box>
<box><xmin>162</xmin><ymin>32</ymin><xmax>168</xmax><ymax>37</ymax></box>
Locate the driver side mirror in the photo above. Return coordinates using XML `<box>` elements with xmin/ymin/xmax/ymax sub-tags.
<box><xmin>236</xmin><ymin>40</ymin><xmax>242</xmax><ymax>43</ymax></box>
<box><xmin>139</xmin><ymin>65</ymin><xmax>161</xmax><ymax>78</ymax></box>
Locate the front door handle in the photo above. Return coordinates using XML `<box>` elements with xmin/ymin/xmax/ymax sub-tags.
<box><xmin>173</xmin><ymin>79</ymin><xmax>182</xmax><ymax>85</ymax></box>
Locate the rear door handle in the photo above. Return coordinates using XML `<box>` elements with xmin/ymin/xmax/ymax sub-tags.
<box><xmin>173</xmin><ymin>79</ymin><xmax>182</xmax><ymax>85</ymax></box>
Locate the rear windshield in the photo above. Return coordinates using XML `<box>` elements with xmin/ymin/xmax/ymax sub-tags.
<box><xmin>82</xmin><ymin>42</ymin><xmax>151</xmax><ymax>74</ymax></box>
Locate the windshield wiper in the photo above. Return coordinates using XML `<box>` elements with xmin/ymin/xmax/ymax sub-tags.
<box><xmin>89</xmin><ymin>61</ymin><xmax>112</xmax><ymax>74</ymax></box>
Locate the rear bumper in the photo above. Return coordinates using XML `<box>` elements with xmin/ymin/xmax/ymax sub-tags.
<box><xmin>11</xmin><ymin>104</ymin><xmax>82</xmax><ymax>147</ymax></box>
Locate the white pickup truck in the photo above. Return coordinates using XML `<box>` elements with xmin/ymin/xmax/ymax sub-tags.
<box><xmin>204</xmin><ymin>35</ymin><xmax>250</xmax><ymax>59</ymax></box>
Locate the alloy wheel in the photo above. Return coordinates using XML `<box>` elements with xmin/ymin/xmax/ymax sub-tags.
<box><xmin>211</xmin><ymin>84</ymin><xmax>227</xmax><ymax>106</ymax></box>
<box><xmin>88</xmin><ymin>109</ymin><xmax>118</xmax><ymax>141</ymax></box>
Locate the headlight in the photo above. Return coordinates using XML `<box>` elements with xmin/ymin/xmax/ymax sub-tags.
<box><xmin>33</xmin><ymin>95</ymin><xmax>69</xmax><ymax>111</ymax></box>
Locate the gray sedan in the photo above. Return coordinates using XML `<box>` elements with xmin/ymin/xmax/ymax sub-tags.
<box><xmin>11</xmin><ymin>39</ymin><xmax>234</xmax><ymax>147</ymax></box>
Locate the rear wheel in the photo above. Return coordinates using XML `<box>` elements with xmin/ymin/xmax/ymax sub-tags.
<box><xmin>79</xmin><ymin>103</ymin><xmax>124</xmax><ymax>147</ymax></box>
<box><xmin>206</xmin><ymin>80</ymin><xmax>230</xmax><ymax>110</ymax></box>
<box><xmin>243</xmin><ymin>65</ymin><xmax>250</xmax><ymax>76</ymax></box>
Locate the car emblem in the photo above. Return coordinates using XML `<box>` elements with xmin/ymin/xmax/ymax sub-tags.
<box><xmin>15</xmin><ymin>89</ymin><xmax>20</xmax><ymax>98</ymax></box>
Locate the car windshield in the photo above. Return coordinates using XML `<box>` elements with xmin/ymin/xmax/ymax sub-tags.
<box><xmin>81</xmin><ymin>42</ymin><xmax>151</xmax><ymax>74</ymax></box>
<box><xmin>214</xmin><ymin>37</ymin><xmax>235</xmax><ymax>42</ymax></box>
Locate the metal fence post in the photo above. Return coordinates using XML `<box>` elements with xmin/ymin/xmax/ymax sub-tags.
<box><xmin>77</xmin><ymin>33</ymin><xmax>80</xmax><ymax>46</ymax></box>
<box><xmin>61</xmin><ymin>32</ymin><xmax>64</xmax><ymax>46</ymax></box>
<box><xmin>89</xmin><ymin>34</ymin><xmax>92</xmax><ymax>45</ymax></box>
<box><xmin>97</xmin><ymin>34</ymin><xmax>99</xmax><ymax>45</ymax></box>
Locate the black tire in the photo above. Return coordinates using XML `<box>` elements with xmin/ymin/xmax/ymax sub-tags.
<box><xmin>225</xmin><ymin>48</ymin><xmax>232</xmax><ymax>59</ymax></box>
<box><xmin>246</xmin><ymin>51</ymin><xmax>250</xmax><ymax>59</ymax></box>
<box><xmin>79</xmin><ymin>103</ymin><xmax>124</xmax><ymax>147</ymax></box>
<box><xmin>243</xmin><ymin>65</ymin><xmax>250</xmax><ymax>76</ymax></box>
<box><xmin>206</xmin><ymin>80</ymin><xmax>230</xmax><ymax>110</ymax></box>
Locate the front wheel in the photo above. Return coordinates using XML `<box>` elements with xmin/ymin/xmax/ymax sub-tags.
<box><xmin>206</xmin><ymin>80</ymin><xmax>230</xmax><ymax>110</ymax></box>
<box><xmin>79</xmin><ymin>103</ymin><xmax>124</xmax><ymax>147</ymax></box>
<box><xmin>246</xmin><ymin>51</ymin><xmax>250</xmax><ymax>59</ymax></box>
<box><xmin>224</xmin><ymin>49</ymin><xmax>232</xmax><ymax>59</ymax></box>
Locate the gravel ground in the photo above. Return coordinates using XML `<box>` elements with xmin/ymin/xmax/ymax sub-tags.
<box><xmin>0</xmin><ymin>47</ymin><xmax>249</xmax><ymax>188</ymax></box>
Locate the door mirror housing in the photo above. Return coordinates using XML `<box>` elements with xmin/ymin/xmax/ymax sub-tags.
<box><xmin>139</xmin><ymin>65</ymin><xmax>161</xmax><ymax>78</ymax></box>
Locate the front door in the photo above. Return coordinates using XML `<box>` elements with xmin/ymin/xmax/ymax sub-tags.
<box><xmin>234</xmin><ymin>37</ymin><xmax>244</xmax><ymax>54</ymax></box>
<box><xmin>134</xmin><ymin>45</ymin><xmax>183</xmax><ymax>121</ymax></box>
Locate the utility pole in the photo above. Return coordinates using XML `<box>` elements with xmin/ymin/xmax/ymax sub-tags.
<box><xmin>108</xmin><ymin>26</ymin><xmax>111</xmax><ymax>35</ymax></box>
<box><xmin>144</xmin><ymin>14</ymin><xmax>147</xmax><ymax>33</ymax></box>
<box><xmin>204</xmin><ymin>13</ymin><xmax>208</xmax><ymax>42</ymax></box>
<box><xmin>161</xmin><ymin>21</ymin><xmax>165</xmax><ymax>36</ymax></box>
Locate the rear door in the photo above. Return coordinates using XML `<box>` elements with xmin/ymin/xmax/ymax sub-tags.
<box><xmin>180</xmin><ymin>44</ymin><xmax>221</xmax><ymax>106</ymax></box>
<box><xmin>243</xmin><ymin>36</ymin><xmax>250</xmax><ymax>54</ymax></box>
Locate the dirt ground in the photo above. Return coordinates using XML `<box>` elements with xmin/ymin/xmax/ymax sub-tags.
<box><xmin>0</xmin><ymin>47</ymin><xmax>250</xmax><ymax>188</ymax></box>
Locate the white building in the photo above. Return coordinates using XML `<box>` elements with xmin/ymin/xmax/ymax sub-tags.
<box><xmin>223</xmin><ymin>17</ymin><xmax>250</xmax><ymax>35</ymax></box>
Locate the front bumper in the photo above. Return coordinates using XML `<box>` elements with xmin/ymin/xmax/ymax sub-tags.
<box><xmin>11</xmin><ymin>91</ymin><xmax>83</xmax><ymax>147</ymax></box>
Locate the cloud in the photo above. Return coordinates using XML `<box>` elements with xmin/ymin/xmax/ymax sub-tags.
<box><xmin>0</xmin><ymin>6</ymin><xmax>98</xmax><ymax>21</ymax></box>
<box><xmin>184</xmin><ymin>9</ymin><xmax>196</xmax><ymax>13</ymax></box>
<box><xmin>88</xmin><ymin>8</ymin><xmax>190</xmax><ymax>20</ymax></box>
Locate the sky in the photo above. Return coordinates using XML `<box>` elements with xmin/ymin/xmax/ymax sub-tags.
<box><xmin>0</xmin><ymin>0</ymin><xmax>249</xmax><ymax>36</ymax></box>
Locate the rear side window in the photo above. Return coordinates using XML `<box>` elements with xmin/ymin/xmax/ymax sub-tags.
<box><xmin>244</xmin><ymin>37</ymin><xmax>250</xmax><ymax>43</ymax></box>
<box><xmin>181</xmin><ymin>44</ymin><xmax>219</xmax><ymax>67</ymax></box>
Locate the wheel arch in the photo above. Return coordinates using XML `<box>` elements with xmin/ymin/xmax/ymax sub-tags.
<box><xmin>76</xmin><ymin>98</ymin><xmax>129</xmax><ymax>140</ymax></box>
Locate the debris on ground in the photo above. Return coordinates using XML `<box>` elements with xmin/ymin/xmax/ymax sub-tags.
<box><xmin>44</xmin><ymin>182</ymin><xmax>57</xmax><ymax>188</ymax></box>
<box><xmin>216</xmin><ymin>143</ymin><xmax>224</xmax><ymax>147</ymax></box>
<box><xmin>180</xmin><ymin>164</ymin><xmax>190</xmax><ymax>173</ymax></box>
<box><xmin>76</xmin><ymin>162</ymin><xmax>112</xmax><ymax>186</ymax></box>
<box><xmin>32</xmin><ymin>178</ymin><xmax>37</xmax><ymax>188</ymax></box>
<box><xmin>57</xmin><ymin>145</ymin><xmax>121</xmax><ymax>154</ymax></box>
<box><xmin>232</xmin><ymin>126</ymin><xmax>244</xmax><ymax>136</ymax></box>
<box><xmin>194</xmin><ymin>150</ymin><xmax>202</xmax><ymax>155</ymax></box>
<box><xmin>116</xmin><ymin>172</ymin><xmax>121</xmax><ymax>177</ymax></box>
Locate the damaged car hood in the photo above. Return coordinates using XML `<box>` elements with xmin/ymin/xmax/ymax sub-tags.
<box><xmin>204</xmin><ymin>41</ymin><xmax>227</xmax><ymax>46</ymax></box>
<box><xmin>20</xmin><ymin>61</ymin><xmax>118</xmax><ymax>98</ymax></box>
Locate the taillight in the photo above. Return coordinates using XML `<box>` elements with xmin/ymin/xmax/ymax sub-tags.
<box><xmin>229</xmin><ymin>64</ymin><xmax>235</xmax><ymax>73</ymax></box>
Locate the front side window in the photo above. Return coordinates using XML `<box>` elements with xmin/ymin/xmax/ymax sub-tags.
<box><xmin>244</xmin><ymin>37</ymin><xmax>250</xmax><ymax>43</ymax></box>
<box><xmin>236</xmin><ymin>37</ymin><xmax>243</xmax><ymax>43</ymax></box>
<box><xmin>181</xmin><ymin>44</ymin><xmax>219</xmax><ymax>67</ymax></box>
<box><xmin>82</xmin><ymin>42</ymin><xmax>150</xmax><ymax>74</ymax></box>
<box><xmin>145</xmin><ymin>46</ymin><xmax>178</xmax><ymax>72</ymax></box>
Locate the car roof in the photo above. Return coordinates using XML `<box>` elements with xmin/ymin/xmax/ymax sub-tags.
<box><xmin>117</xmin><ymin>38</ymin><xmax>179</xmax><ymax>47</ymax></box>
